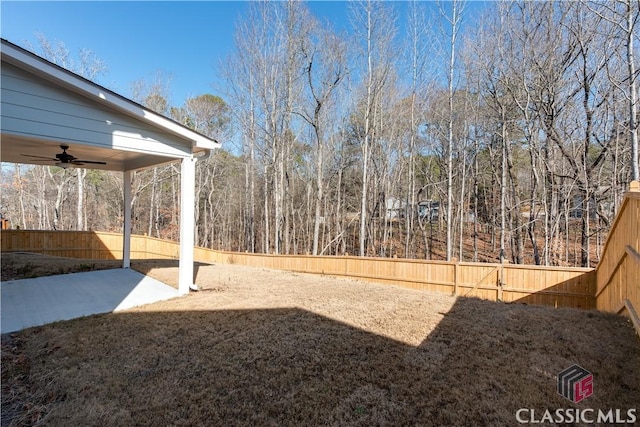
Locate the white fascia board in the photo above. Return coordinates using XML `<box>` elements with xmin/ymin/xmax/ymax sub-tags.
<box><xmin>1</xmin><ymin>40</ymin><xmax>221</xmax><ymax>152</ymax></box>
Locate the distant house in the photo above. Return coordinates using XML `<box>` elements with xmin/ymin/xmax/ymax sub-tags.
<box><xmin>418</xmin><ymin>200</ymin><xmax>439</xmax><ymax>222</ymax></box>
<box><xmin>569</xmin><ymin>194</ymin><xmax>608</xmax><ymax>219</ymax></box>
<box><xmin>385</xmin><ymin>197</ymin><xmax>405</xmax><ymax>220</ymax></box>
<box><xmin>382</xmin><ymin>198</ymin><xmax>441</xmax><ymax>222</ymax></box>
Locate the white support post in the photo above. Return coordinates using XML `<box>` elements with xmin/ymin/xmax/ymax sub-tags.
<box><xmin>123</xmin><ymin>170</ymin><xmax>132</xmax><ymax>269</ymax></box>
<box><xmin>178</xmin><ymin>156</ymin><xmax>196</xmax><ymax>295</ymax></box>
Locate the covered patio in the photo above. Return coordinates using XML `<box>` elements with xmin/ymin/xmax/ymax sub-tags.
<box><xmin>0</xmin><ymin>38</ymin><xmax>220</xmax><ymax>296</ymax></box>
<box><xmin>1</xmin><ymin>268</ymin><xmax>178</xmax><ymax>333</ymax></box>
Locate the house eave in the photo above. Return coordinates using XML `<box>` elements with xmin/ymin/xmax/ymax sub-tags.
<box><xmin>1</xmin><ymin>38</ymin><xmax>220</xmax><ymax>152</ymax></box>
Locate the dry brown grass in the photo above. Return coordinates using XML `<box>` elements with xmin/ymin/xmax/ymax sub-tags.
<box><xmin>2</xmin><ymin>256</ymin><xmax>639</xmax><ymax>426</ymax></box>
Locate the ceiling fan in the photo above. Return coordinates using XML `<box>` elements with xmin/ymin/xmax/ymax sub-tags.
<box><xmin>21</xmin><ymin>144</ymin><xmax>107</xmax><ymax>169</ymax></box>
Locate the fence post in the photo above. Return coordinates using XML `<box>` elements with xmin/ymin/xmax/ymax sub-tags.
<box><xmin>452</xmin><ymin>258</ymin><xmax>459</xmax><ymax>296</ymax></box>
<box><xmin>497</xmin><ymin>260</ymin><xmax>508</xmax><ymax>302</ymax></box>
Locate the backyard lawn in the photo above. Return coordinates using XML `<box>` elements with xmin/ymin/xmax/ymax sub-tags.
<box><xmin>2</xmin><ymin>256</ymin><xmax>639</xmax><ymax>426</ymax></box>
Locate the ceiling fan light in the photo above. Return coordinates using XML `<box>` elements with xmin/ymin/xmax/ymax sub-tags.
<box><xmin>56</xmin><ymin>161</ymin><xmax>71</xmax><ymax>169</ymax></box>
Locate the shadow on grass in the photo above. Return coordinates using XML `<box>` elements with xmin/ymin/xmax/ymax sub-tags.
<box><xmin>2</xmin><ymin>299</ymin><xmax>639</xmax><ymax>426</ymax></box>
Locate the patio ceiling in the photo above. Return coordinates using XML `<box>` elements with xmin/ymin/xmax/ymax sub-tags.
<box><xmin>1</xmin><ymin>134</ymin><xmax>180</xmax><ymax>172</ymax></box>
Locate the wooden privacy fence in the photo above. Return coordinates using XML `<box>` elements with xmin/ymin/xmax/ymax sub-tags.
<box><xmin>2</xmin><ymin>229</ymin><xmax>595</xmax><ymax>309</ymax></box>
<box><xmin>2</xmin><ymin>184</ymin><xmax>638</xmax><ymax>314</ymax></box>
<box><xmin>594</xmin><ymin>182</ymin><xmax>640</xmax><ymax>333</ymax></box>
<box><xmin>194</xmin><ymin>248</ymin><xmax>596</xmax><ymax>309</ymax></box>
<box><xmin>0</xmin><ymin>230</ymin><xmax>179</xmax><ymax>261</ymax></box>
<box><xmin>0</xmin><ymin>230</ymin><xmax>123</xmax><ymax>259</ymax></box>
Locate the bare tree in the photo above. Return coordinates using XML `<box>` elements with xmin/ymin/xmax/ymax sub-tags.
<box><xmin>439</xmin><ymin>0</ymin><xmax>466</xmax><ymax>261</ymax></box>
<box><xmin>295</xmin><ymin>17</ymin><xmax>348</xmax><ymax>255</ymax></box>
<box><xmin>222</xmin><ymin>0</ymin><xmax>310</xmax><ymax>254</ymax></box>
<box><xmin>13</xmin><ymin>165</ymin><xmax>27</xmax><ymax>229</ymax></box>
<box><xmin>402</xmin><ymin>0</ymin><xmax>433</xmax><ymax>258</ymax></box>
<box><xmin>27</xmin><ymin>34</ymin><xmax>108</xmax><ymax>232</ymax></box>
<box><xmin>350</xmin><ymin>0</ymin><xmax>397</xmax><ymax>257</ymax></box>
<box><xmin>76</xmin><ymin>169</ymin><xmax>86</xmax><ymax>230</ymax></box>
<box><xmin>32</xmin><ymin>33</ymin><xmax>107</xmax><ymax>81</ymax></box>
<box><xmin>585</xmin><ymin>0</ymin><xmax>640</xmax><ymax>181</ymax></box>
<box><xmin>172</xmin><ymin>94</ymin><xmax>231</xmax><ymax>247</ymax></box>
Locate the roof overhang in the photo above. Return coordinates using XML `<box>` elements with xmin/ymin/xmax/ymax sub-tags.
<box><xmin>1</xmin><ymin>38</ymin><xmax>220</xmax><ymax>172</ymax></box>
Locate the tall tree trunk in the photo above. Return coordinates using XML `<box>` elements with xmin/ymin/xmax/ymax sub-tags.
<box><xmin>14</xmin><ymin>165</ymin><xmax>27</xmax><ymax>229</ymax></box>
<box><xmin>458</xmin><ymin>145</ymin><xmax>467</xmax><ymax>260</ymax></box>
<box><xmin>506</xmin><ymin>141</ymin><xmax>523</xmax><ymax>264</ymax></box>
<box><xmin>443</xmin><ymin>0</ymin><xmax>463</xmax><ymax>261</ymax></box>
<box><xmin>247</xmin><ymin>78</ymin><xmax>256</xmax><ymax>252</ymax></box>
<box><xmin>147</xmin><ymin>168</ymin><xmax>157</xmax><ymax>236</ymax></box>
<box><xmin>405</xmin><ymin>92</ymin><xmax>417</xmax><ymax>258</ymax></box>
<box><xmin>359</xmin><ymin>3</ymin><xmax>374</xmax><ymax>258</ymax></box>
<box><xmin>263</xmin><ymin>164</ymin><xmax>270</xmax><ymax>253</ymax></box>
<box><xmin>625</xmin><ymin>0</ymin><xmax>639</xmax><ymax>180</ymax></box>
<box><xmin>76</xmin><ymin>169</ymin><xmax>86</xmax><ymax>231</ymax></box>
<box><xmin>500</xmin><ymin>120</ymin><xmax>508</xmax><ymax>263</ymax></box>
<box><xmin>313</xmin><ymin>138</ymin><xmax>324</xmax><ymax>255</ymax></box>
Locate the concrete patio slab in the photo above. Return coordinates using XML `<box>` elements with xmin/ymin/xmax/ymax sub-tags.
<box><xmin>1</xmin><ymin>268</ymin><xmax>179</xmax><ymax>333</ymax></box>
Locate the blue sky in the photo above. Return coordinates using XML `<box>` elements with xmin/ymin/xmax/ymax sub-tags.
<box><xmin>2</xmin><ymin>1</ymin><xmax>487</xmax><ymax>108</ymax></box>
<box><xmin>2</xmin><ymin>1</ymin><xmax>253</xmax><ymax>105</ymax></box>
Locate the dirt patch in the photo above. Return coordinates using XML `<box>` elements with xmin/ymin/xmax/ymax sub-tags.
<box><xmin>2</xmin><ymin>255</ymin><xmax>639</xmax><ymax>426</ymax></box>
<box><xmin>1</xmin><ymin>253</ymin><xmax>124</xmax><ymax>282</ymax></box>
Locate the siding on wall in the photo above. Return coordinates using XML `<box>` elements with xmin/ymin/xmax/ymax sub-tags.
<box><xmin>1</xmin><ymin>63</ymin><xmax>191</xmax><ymax>161</ymax></box>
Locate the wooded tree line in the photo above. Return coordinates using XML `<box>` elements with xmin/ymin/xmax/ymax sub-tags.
<box><xmin>2</xmin><ymin>0</ymin><xmax>638</xmax><ymax>267</ymax></box>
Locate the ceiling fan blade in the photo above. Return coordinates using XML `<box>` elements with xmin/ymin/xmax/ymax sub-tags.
<box><xmin>21</xmin><ymin>154</ymin><xmax>57</xmax><ymax>161</ymax></box>
<box><xmin>72</xmin><ymin>160</ymin><xmax>107</xmax><ymax>165</ymax></box>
